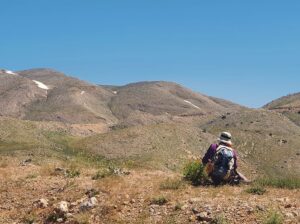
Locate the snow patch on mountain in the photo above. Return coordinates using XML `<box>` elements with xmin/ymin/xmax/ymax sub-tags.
<box><xmin>5</xmin><ymin>70</ymin><xmax>17</xmax><ymax>75</ymax></box>
<box><xmin>184</xmin><ymin>100</ymin><xmax>200</xmax><ymax>109</ymax></box>
<box><xmin>32</xmin><ymin>80</ymin><xmax>49</xmax><ymax>90</ymax></box>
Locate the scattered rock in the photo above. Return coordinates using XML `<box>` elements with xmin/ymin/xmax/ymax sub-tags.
<box><xmin>285</xmin><ymin>212</ymin><xmax>294</xmax><ymax>219</ymax></box>
<box><xmin>192</xmin><ymin>207</ymin><xmax>200</xmax><ymax>214</ymax></box>
<box><xmin>256</xmin><ymin>205</ymin><xmax>266</xmax><ymax>212</ymax></box>
<box><xmin>85</xmin><ymin>188</ymin><xmax>99</xmax><ymax>198</ymax></box>
<box><xmin>189</xmin><ymin>215</ymin><xmax>196</xmax><ymax>222</ymax></box>
<box><xmin>80</xmin><ymin>197</ymin><xmax>98</xmax><ymax>211</ymax></box>
<box><xmin>57</xmin><ymin>218</ymin><xmax>64</xmax><ymax>223</ymax></box>
<box><xmin>20</xmin><ymin>158</ymin><xmax>32</xmax><ymax>166</ymax></box>
<box><xmin>66</xmin><ymin>213</ymin><xmax>73</xmax><ymax>218</ymax></box>
<box><xmin>188</xmin><ymin>198</ymin><xmax>201</xmax><ymax>204</ymax></box>
<box><xmin>34</xmin><ymin>198</ymin><xmax>48</xmax><ymax>208</ymax></box>
<box><xmin>196</xmin><ymin>212</ymin><xmax>212</xmax><ymax>222</ymax></box>
<box><xmin>285</xmin><ymin>204</ymin><xmax>292</xmax><ymax>208</ymax></box>
<box><xmin>56</xmin><ymin>201</ymin><xmax>69</xmax><ymax>213</ymax></box>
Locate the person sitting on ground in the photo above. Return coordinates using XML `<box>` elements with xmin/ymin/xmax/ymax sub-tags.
<box><xmin>202</xmin><ymin>132</ymin><xmax>249</xmax><ymax>185</ymax></box>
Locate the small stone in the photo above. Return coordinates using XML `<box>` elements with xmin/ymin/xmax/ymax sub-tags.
<box><xmin>189</xmin><ymin>198</ymin><xmax>201</xmax><ymax>204</ymax></box>
<box><xmin>192</xmin><ymin>207</ymin><xmax>200</xmax><ymax>214</ymax></box>
<box><xmin>285</xmin><ymin>204</ymin><xmax>292</xmax><ymax>208</ymax></box>
<box><xmin>66</xmin><ymin>213</ymin><xmax>73</xmax><ymax>218</ymax></box>
<box><xmin>196</xmin><ymin>212</ymin><xmax>212</xmax><ymax>222</ymax></box>
<box><xmin>181</xmin><ymin>204</ymin><xmax>189</xmax><ymax>210</ymax></box>
<box><xmin>57</xmin><ymin>218</ymin><xmax>64</xmax><ymax>223</ymax></box>
<box><xmin>130</xmin><ymin>199</ymin><xmax>136</xmax><ymax>203</ymax></box>
<box><xmin>189</xmin><ymin>215</ymin><xmax>196</xmax><ymax>222</ymax></box>
<box><xmin>80</xmin><ymin>197</ymin><xmax>98</xmax><ymax>211</ymax></box>
<box><xmin>57</xmin><ymin>201</ymin><xmax>69</xmax><ymax>213</ymax></box>
<box><xmin>35</xmin><ymin>198</ymin><xmax>48</xmax><ymax>208</ymax></box>
<box><xmin>285</xmin><ymin>212</ymin><xmax>294</xmax><ymax>218</ymax></box>
<box><xmin>85</xmin><ymin>188</ymin><xmax>99</xmax><ymax>198</ymax></box>
<box><xmin>55</xmin><ymin>167</ymin><xmax>65</xmax><ymax>172</ymax></box>
<box><xmin>256</xmin><ymin>205</ymin><xmax>265</xmax><ymax>211</ymax></box>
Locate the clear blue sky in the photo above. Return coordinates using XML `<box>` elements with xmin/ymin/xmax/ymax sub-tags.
<box><xmin>1</xmin><ymin>1</ymin><xmax>300</xmax><ymax>108</ymax></box>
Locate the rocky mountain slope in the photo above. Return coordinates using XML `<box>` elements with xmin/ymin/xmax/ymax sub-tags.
<box><xmin>1</xmin><ymin>68</ymin><xmax>300</xmax><ymax>223</ymax></box>
<box><xmin>0</xmin><ymin>68</ymin><xmax>299</xmax><ymax>178</ymax></box>
<box><xmin>264</xmin><ymin>92</ymin><xmax>300</xmax><ymax>126</ymax></box>
<box><xmin>1</xmin><ymin>68</ymin><xmax>241</xmax><ymax>126</ymax></box>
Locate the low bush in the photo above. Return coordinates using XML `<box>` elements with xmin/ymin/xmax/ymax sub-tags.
<box><xmin>65</xmin><ymin>168</ymin><xmax>80</xmax><ymax>178</ymax></box>
<box><xmin>183</xmin><ymin>160</ymin><xmax>207</xmax><ymax>185</ymax></box>
<box><xmin>151</xmin><ymin>196</ymin><xmax>168</xmax><ymax>205</ymax></box>
<box><xmin>211</xmin><ymin>214</ymin><xmax>228</xmax><ymax>224</ymax></box>
<box><xmin>92</xmin><ymin>168</ymin><xmax>114</xmax><ymax>180</ymax></box>
<box><xmin>246</xmin><ymin>185</ymin><xmax>267</xmax><ymax>195</ymax></box>
<box><xmin>263</xmin><ymin>211</ymin><xmax>283</xmax><ymax>224</ymax></box>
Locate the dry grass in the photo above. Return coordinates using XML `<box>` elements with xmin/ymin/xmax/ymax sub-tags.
<box><xmin>73</xmin><ymin>213</ymin><xmax>90</xmax><ymax>224</ymax></box>
<box><xmin>159</xmin><ymin>178</ymin><xmax>184</xmax><ymax>190</ymax></box>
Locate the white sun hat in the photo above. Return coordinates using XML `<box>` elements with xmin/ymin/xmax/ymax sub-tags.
<box><xmin>218</xmin><ymin>132</ymin><xmax>232</xmax><ymax>145</ymax></box>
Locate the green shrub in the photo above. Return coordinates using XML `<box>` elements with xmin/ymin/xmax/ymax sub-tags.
<box><xmin>65</xmin><ymin>168</ymin><xmax>80</xmax><ymax>178</ymax></box>
<box><xmin>263</xmin><ymin>211</ymin><xmax>283</xmax><ymax>224</ymax></box>
<box><xmin>22</xmin><ymin>214</ymin><xmax>37</xmax><ymax>224</ymax></box>
<box><xmin>160</xmin><ymin>178</ymin><xmax>183</xmax><ymax>190</ymax></box>
<box><xmin>92</xmin><ymin>168</ymin><xmax>114</xmax><ymax>180</ymax></box>
<box><xmin>246</xmin><ymin>185</ymin><xmax>267</xmax><ymax>195</ymax></box>
<box><xmin>256</xmin><ymin>177</ymin><xmax>300</xmax><ymax>189</ymax></box>
<box><xmin>183</xmin><ymin>160</ymin><xmax>207</xmax><ymax>185</ymax></box>
<box><xmin>174</xmin><ymin>203</ymin><xmax>183</xmax><ymax>211</ymax></box>
<box><xmin>211</xmin><ymin>214</ymin><xmax>228</xmax><ymax>224</ymax></box>
<box><xmin>151</xmin><ymin>196</ymin><xmax>168</xmax><ymax>205</ymax></box>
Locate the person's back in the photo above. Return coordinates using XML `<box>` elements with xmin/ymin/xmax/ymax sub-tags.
<box><xmin>202</xmin><ymin>132</ymin><xmax>240</xmax><ymax>185</ymax></box>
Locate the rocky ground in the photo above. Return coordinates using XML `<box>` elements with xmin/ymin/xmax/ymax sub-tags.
<box><xmin>0</xmin><ymin>156</ymin><xmax>299</xmax><ymax>224</ymax></box>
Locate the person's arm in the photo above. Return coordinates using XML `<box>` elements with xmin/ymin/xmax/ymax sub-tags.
<box><xmin>202</xmin><ymin>144</ymin><xmax>217</xmax><ymax>165</ymax></box>
<box><xmin>233</xmin><ymin>150</ymin><xmax>238</xmax><ymax>171</ymax></box>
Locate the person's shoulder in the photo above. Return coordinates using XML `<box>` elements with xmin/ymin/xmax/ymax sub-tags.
<box><xmin>210</xmin><ymin>143</ymin><xmax>218</xmax><ymax>150</ymax></box>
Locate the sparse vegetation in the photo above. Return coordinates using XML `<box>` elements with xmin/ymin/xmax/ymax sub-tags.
<box><xmin>159</xmin><ymin>178</ymin><xmax>183</xmax><ymax>190</ymax></box>
<box><xmin>174</xmin><ymin>203</ymin><xmax>183</xmax><ymax>211</ymax></box>
<box><xmin>263</xmin><ymin>211</ymin><xmax>283</xmax><ymax>224</ymax></box>
<box><xmin>246</xmin><ymin>185</ymin><xmax>267</xmax><ymax>195</ymax></box>
<box><xmin>92</xmin><ymin>168</ymin><xmax>114</xmax><ymax>180</ymax></box>
<box><xmin>25</xmin><ymin>173</ymin><xmax>38</xmax><ymax>179</ymax></box>
<box><xmin>211</xmin><ymin>214</ymin><xmax>228</xmax><ymax>224</ymax></box>
<box><xmin>73</xmin><ymin>213</ymin><xmax>90</xmax><ymax>224</ymax></box>
<box><xmin>66</xmin><ymin>167</ymin><xmax>81</xmax><ymax>178</ymax></box>
<box><xmin>22</xmin><ymin>213</ymin><xmax>37</xmax><ymax>224</ymax></box>
<box><xmin>256</xmin><ymin>177</ymin><xmax>300</xmax><ymax>189</ymax></box>
<box><xmin>151</xmin><ymin>196</ymin><xmax>168</xmax><ymax>205</ymax></box>
<box><xmin>183</xmin><ymin>160</ymin><xmax>207</xmax><ymax>185</ymax></box>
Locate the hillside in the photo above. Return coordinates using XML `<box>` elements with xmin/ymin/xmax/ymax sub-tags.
<box><xmin>1</xmin><ymin>68</ymin><xmax>300</xmax><ymax>223</ymax></box>
<box><xmin>200</xmin><ymin>109</ymin><xmax>300</xmax><ymax>178</ymax></box>
<box><xmin>264</xmin><ymin>92</ymin><xmax>300</xmax><ymax>126</ymax></box>
<box><xmin>0</xmin><ymin>69</ymin><xmax>46</xmax><ymax>118</ymax></box>
<box><xmin>18</xmin><ymin>69</ymin><xmax>118</xmax><ymax>124</ymax></box>
<box><xmin>103</xmin><ymin>81</ymin><xmax>242</xmax><ymax>126</ymax></box>
<box><xmin>0</xmin><ymin>68</ymin><xmax>242</xmax><ymax>126</ymax></box>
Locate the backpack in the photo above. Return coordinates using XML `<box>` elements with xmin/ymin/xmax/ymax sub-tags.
<box><xmin>212</xmin><ymin>145</ymin><xmax>234</xmax><ymax>180</ymax></box>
